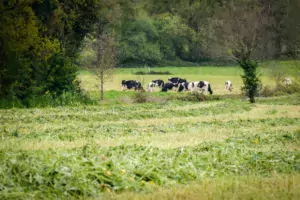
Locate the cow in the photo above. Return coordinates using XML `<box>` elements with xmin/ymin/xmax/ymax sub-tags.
<box><xmin>284</xmin><ymin>77</ymin><xmax>292</xmax><ymax>85</ymax></box>
<box><xmin>178</xmin><ymin>82</ymin><xmax>196</xmax><ymax>92</ymax></box>
<box><xmin>147</xmin><ymin>79</ymin><xmax>165</xmax><ymax>92</ymax></box>
<box><xmin>121</xmin><ymin>80</ymin><xmax>143</xmax><ymax>91</ymax></box>
<box><xmin>168</xmin><ymin>77</ymin><xmax>187</xmax><ymax>86</ymax></box>
<box><xmin>195</xmin><ymin>81</ymin><xmax>213</xmax><ymax>94</ymax></box>
<box><xmin>168</xmin><ymin>77</ymin><xmax>187</xmax><ymax>91</ymax></box>
<box><xmin>161</xmin><ymin>83</ymin><xmax>175</xmax><ymax>92</ymax></box>
<box><xmin>225</xmin><ymin>80</ymin><xmax>233</xmax><ymax>92</ymax></box>
<box><xmin>179</xmin><ymin>81</ymin><xmax>209</xmax><ymax>92</ymax></box>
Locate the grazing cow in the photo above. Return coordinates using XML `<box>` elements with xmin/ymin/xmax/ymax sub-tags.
<box><xmin>161</xmin><ymin>83</ymin><xmax>175</xmax><ymax>92</ymax></box>
<box><xmin>147</xmin><ymin>79</ymin><xmax>165</xmax><ymax>92</ymax></box>
<box><xmin>168</xmin><ymin>77</ymin><xmax>187</xmax><ymax>91</ymax></box>
<box><xmin>178</xmin><ymin>82</ymin><xmax>196</xmax><ymax>92</ymax></box>
<box><xmin>225</xmin><ymin>80</ymin><xmax>233</xmax><ymax>92</ymax></box>
<box><xmin>178</xmin><ymin>82</ymin><xmax>189</xmax><ymax>92</ymax></box>
<box><xmin>168</xmin><ymin>77</ymin><xmax>187</xmax><ymax>86</ymax></box>
<box><xmin>121</xmin><ymin>80</ymin><xmax>143</xmax><ymax>91</ymax></box>
<box><xmin>195</xmin><ymin>81</ymin><xmax>213</xmax><ymax>94</ymax></box>
<box><xmin>284</xmin><ymin>77</ymin><xmax>292</xmax><ymax>85</ymax></box>
<box><xmin>179</xmin><ymin>81</ymin><xmax>207</xmax><ymax>92</ymax></box>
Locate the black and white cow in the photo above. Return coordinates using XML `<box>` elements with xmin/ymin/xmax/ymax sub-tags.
<box><xmin>195</xmin><ymin>81</ymin><xmax>213</xmax><ymax>94</ymax></box>
<box><xmin>168</xmin><ymin>77</ymin><xmax>187</xmax><ymax>91</ymax></box>
<box><xmin>225</xmin><ymin>80</ymin><xmax>233</xmax><ymax>92</ymax></box>
<box><xmin>168</xmin><ymin>77</ymin><xmax>187</xmax><ymax>86</ymax></box>
<box><xmin>121</xmin><ymin>80</ymin><xmax>143</xmax><ymax>91</ymax></box>
<box><xmin>179</xmin><ymin>81</ymin><xmax>202</xmax><ymax>92</ymax></box>
<box><xmin>178</xmin><ymin>82</ymin><xmax>189</xmax><ymax>92</ymax></box>
<box><xmin>178</xmin><ymin>82</ymin><xmax>195</xmax><ymax>92</ymax></box>
<box><xmin>147</xmin><ymin>79</ymin><xmax>165</xmax><ymax>92</ymax></box>
<box><xmin>161</xmin><ymin>83</ymin><xmax>175</xmax><ymax>92</ymax></box>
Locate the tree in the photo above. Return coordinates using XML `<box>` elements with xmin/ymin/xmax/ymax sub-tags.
<box><xmin>82</xmin><ymin>33</ymin><xmax>116</xmax><ymax>101</ymax></box>
<box><xmin>213</xmin><ymin>1</ymin><xmax>269</xmax><ymax>103</ymax></box>
<box><xmin>0</xmin><ymin>0</ymin><xmax>102</xmax><ymax>99</ymax></box>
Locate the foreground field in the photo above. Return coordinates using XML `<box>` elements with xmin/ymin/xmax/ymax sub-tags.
<box><xmin>1</xmin><ymin>94</ymin><xmax>300</xmax><ymax>199</ymax></box>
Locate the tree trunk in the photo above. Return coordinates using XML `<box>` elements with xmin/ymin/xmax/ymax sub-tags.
<box><xmin>249</xmin><ymin>91</ymin><xmax>255</xmax><ymax>103</ymax></box>
<box><xmin>100</xmin><ymin>71</ymin><xmax>104</xmax><ymax>101</ymax></box>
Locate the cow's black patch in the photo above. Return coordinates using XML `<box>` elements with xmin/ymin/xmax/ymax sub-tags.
<box><xmin>161</xmin><ymin>83</ymin><xmax>174</xmax><ymax>92</ymax></box>
<box><xmin>168</xmin><ymin>77</ymin><xmax>187</xmax><ymax>87</ymax></box>
<box><xmin>122</xmin><ymin>80</ymin><xmax>143</xmax><ymax>90</ymax></box>
<box><xmin>197</xmin><ymin>81</ymin><xmax>205</xmax><ymax>88</ymax></box>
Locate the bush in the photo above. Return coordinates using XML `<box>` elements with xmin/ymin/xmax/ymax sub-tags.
<box><xmin>132</xmin><ymin>91</ymin><xmax>148</xmax><ymax>103</ymax></box>
<box><xmin>260</xmin><ymin>85</ymin><xmax>275</xmax><ymax>97</ymax></box>
<box><xmin>171</xmin><ymin>92</ymin><xmax>221</xmax><ymax>102</ymax></box>
<box><xmin>0</xmin><ymin>91</ymin><xmax>96</xmax><ymax>109</ymax></box>
<box><xmin>259</xmin><ymin>81</ymin><xmax>300</xmax><ymax>97</ymax></box>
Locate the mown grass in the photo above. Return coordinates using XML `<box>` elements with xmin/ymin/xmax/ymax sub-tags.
<box><xmin>1</xmin><ymin>96</ymin><xmax>300</xmax><ymax>199</ymax></box>
<box><xmin>1</xmin><ymin>132</ymin><xmax>300</xmax><ymax>199</ymax></box>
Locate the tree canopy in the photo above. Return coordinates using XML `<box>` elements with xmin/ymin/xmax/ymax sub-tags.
<box><xmin>1</xmin><ymin>0</ymin><xmax>300</xmax><ymax>100</ymax></box>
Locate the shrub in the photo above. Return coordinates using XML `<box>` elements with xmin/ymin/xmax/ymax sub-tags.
<box><xmin>260</xmin><ymin>85</ymin><xmax>275</xmax><ymax>97</ymax></box>
<box><xmin>132</xmin><ymin>91</ymin><xmax>148</xmax><ymax>103</ymax></box>
<box><xmin>259</xmin><ymin>81</ymin><xmax>300</xmax><ymax>97</ymax></box>
<box><xmin>0</xmin><ymin>91</ymin><xmax>96</xmax><ymax>109</ymax></box>
<box><xmin>171</xmin><ymin>92</ymin><xmax>221</xmax><ymax>102</ymax></box>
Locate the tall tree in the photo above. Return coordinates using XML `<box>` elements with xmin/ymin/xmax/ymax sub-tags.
<box><xmin>82</xmin><ymin>33</ymin><xmax>116</xmax><ymax>101</ymax></box>
<box><xmin>213</xmin><ymin>1</ymin><xmax>268</xmax><ymax>103</ymax></box>
<box><xmin>0</xmin><ymin>0</ymin><xmax>102</xmax><ymax>99</ymax></box>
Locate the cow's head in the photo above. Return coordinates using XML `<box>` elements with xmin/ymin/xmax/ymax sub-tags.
<box><xmin>121</xmin><ymin>80</ymin><xmax>127</xmax><ymax>91</ymax></box>
<box><xmin>179</xmin><ymin>79</ymin><xmax>187</xmax><ymax>83</ymax></box>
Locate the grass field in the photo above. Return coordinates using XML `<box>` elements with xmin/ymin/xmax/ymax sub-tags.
<box><xmin>77</xmin><ymin>61</ymin><xmax>300</xmax><ymax>97</ymax></box>
<box><xmin>77</xmin><ymin>66</ymin><xmax>276</xmax><ymax>96</ymax></box>
<box><xmin>1</xmin><ymin>64</ymin><xmax>300</xmax><ymax>199</ymax></box>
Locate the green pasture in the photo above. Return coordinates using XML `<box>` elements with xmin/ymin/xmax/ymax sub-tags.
<box><xmin>78</xmin><ymin>66</ymin><xmax>276</xmax><ymax>96</ymax></box>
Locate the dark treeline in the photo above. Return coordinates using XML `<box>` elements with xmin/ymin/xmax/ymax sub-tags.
<box><xmin>1</xmin><ymin>0</ymin><xmax>300</xmax><ymax>101</ymax></box>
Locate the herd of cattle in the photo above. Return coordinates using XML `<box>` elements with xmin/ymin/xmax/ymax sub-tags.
<box><xmin>121</xmin><ymin>78</ymin><xmax>234</xmax><ymax>94</ymax></box>
<box><xmin>121</xmin><ymin>76</ymin><xmax>293</xmax><ymax>94</ymax></box>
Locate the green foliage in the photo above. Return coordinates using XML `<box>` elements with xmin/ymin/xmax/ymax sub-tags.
<box><xmin>0</xmin><ymin>91</ymin><xmax>96</xmax><ymax>109</ymax></box>
<box><xmin>170</xmin><ymin>92</ymin><xmax>221</xmax><ymax>102</ymax></box>
<box><xmin>155</xmin><ymin>14</ymin><xmax>197</xmax><ymax>61</ymax></box>
<box><xmin>0</xmin><ymin>0</ymin><xmax>101</xmax><ymax>101</ymax></box>
<box><xmin>132</xmin><ymin>91</ymin><xmax>148</xmax><ymax>103</ymax></box>
<box><xmin>238</xmin><ymin>59</ymin><xmax>261</xmax><ymax>103</ymax></box>
<box><xmin>260</xmin><ymin>83</ymin><xmax>300</xmax><ymax>98</ymax></box>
